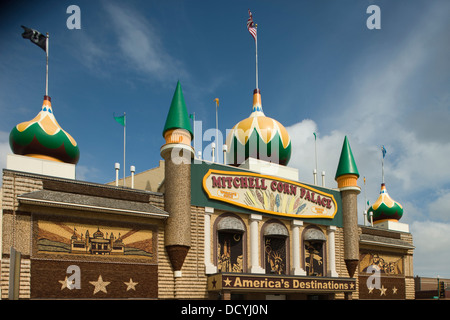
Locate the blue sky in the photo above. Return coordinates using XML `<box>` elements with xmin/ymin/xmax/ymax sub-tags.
<box><xmin>1</xmin><ymin>0</ymin><xmax>450</xmax><ymax>278</ymax></box>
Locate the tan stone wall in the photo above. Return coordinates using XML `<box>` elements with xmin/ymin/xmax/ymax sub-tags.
<box><xmin>157</xmin><ymin>205</ymin><xmax>207</xmax><ymax>299</ymax></box>
<box><xmin>1</xmin><ymin>171</ymin><xmax>42</xmax><ymax>299</ymax></box>
<box><xmin>401</xmin><ymin>232</ymin><xmax>415</xmax><ymax>299</ymax></box>
<box><xmin>1</xmin><ymin>172</ymin><xmax>43</xmax><ymax>213</ymax></box>
<box><xmin>358</xmin><ymin>226</ymin><xmax>414</xmax><ymax>300</ymax></box>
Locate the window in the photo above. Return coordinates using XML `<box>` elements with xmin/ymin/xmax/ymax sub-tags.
<box><xmin>263</xmin><ymin>221</ymin><xmax>288</xmax><ymax>275</ymax></box>
<box><xmin>217</xmin><ymin>231</ymin><xmax>243</xmax><ymax>272</ymax></box>
<box><xmin>216</xmin><ymin>214</ymin><xmax>246</xmax><ymax>273</ymax></box>
<box><xmin>303</xmin><ymin>227</ymin><xmax>326</xmax><ymax>277</ymax></box>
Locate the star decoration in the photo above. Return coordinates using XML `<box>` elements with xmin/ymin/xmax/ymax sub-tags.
<box><xmin>89</xmin><ymin>275</ymin><xmax>110</xmax><ymax>295</ymax></box>
<box><xmin>379</xmin><ymin>285</ymin><xmax>387</xmax><ymax>296</ymax></box>
<box><xmin>392</xmin><ymin>286</ymin><xmax>398</xmax><ymax>294</ymax></box>
<box><xmin>368</xmin><ymin>286</ymin><xmax>374</xmax><ymax>294</ymax></box>
<box><xmin>211</xmin><ymin>278</ymin><xmax>217</xmax><ymax>289</ymax></box>
<box><xmin>59</xmin><ymin>276</ymin><xmax>69</xmax><ymax>290</ymax></box>
<box><xmin>223</xmin><ymin>277</ymin><xmax>232</xmax><ymax>287</ymax></box>
<box><xmin>124</xmin><ymin>278</ymin><xmax>138</xmax><ymax>291</ymax></box>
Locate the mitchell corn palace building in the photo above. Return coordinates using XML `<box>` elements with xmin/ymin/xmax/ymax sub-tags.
<box><xmin>1</xmin><ymin>78</ymin><xmax>414</xmax><ymax>299</ymax></box>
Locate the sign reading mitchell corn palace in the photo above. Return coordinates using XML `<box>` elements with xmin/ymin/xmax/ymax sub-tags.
<box><xmin>203</xmin><ymin>169</ymin><xmax>337</xmax><ymax>219</ymax></box>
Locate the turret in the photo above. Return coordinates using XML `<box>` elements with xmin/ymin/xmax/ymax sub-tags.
<box><xmin>9</xmin><ymin>95</ymin><xmax>80</xmax><ymax>164</ymax></box>
<box><xmin>226</xmin><ymin>89</ymin><xmax>291</xmax><ymax>166</ymax></box>
<box><xmin>160</xmin><ymin>81</ymin><xmax>194</xmax><ymax>278</ymax></box>
<box><xmin>335</xmin><ymin>136</ymin><xmax>360</xmax><ymax>279</ymax></box>
<box><xmin>368</xmin><ymin>183</ymin><xmax>403</xmax><ymax>224</ymax></box>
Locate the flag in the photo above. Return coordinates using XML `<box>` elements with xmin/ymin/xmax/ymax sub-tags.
<box><xmin>114</xmin><ymin>113</ymin><xmax>126</xmax><ymax>126</ymax></box>
<box><xmin>247</xmin><ymin>10</ymin><xmax>257</xmax><ymax>41</ymax></box>
<box><xmin>214</xmin><ymin>98</ymin><xmax>219</xmax><ymax>107</ymax></box>
<box><xmin>381</xmin><ymin>145</ymin><xmax>386</xmax><ymax>158</ymax></box>
<box><xmin>21</xmin><ymin>25</ymin><xmax>47</xmax><ymax>52</ymax></box>
<box><xmin>313</xmin><ymin>132</ymin><xmax>317</xmax><ymax>140</ymax></box>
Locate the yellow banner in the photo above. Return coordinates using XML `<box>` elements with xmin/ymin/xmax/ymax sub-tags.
<box><xmin>202</xmin><ymin>169</ymin><xmax>337</xmax><ymax>219</ymax></box>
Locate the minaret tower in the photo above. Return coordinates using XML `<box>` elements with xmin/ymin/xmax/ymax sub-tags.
<box><xmin>225</xmin><ymin>89</ymin><xmax>291</xmax><ymax>166</ymax></box>
<box><xmin>335</xmin><ymin>136</ymin><xmax>360</xmax><ymax>279</ymax></box>
<box><xmin>160</xmin><ymin>81</ymin><xmax>194</xmax><ymax>278</ymax></box>
<box><xmin>9</xmin><ymin>95</ymin><xmax>80</xmax><ymax>164</ymax></box>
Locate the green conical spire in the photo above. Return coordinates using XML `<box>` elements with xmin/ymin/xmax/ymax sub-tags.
<box><xmin>162</xmin><ymin>81</ymin><xmax>193</xmax><ymax>138</ymax></box>
<box><xmin>335</xmin><ymin>136</ymin><xmax>359</xmax><ymax>179</ymax></box>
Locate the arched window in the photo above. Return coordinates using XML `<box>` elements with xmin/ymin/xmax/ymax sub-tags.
<box><xmin>263</xmin><ymin>221</ymin><xmax>289</xmax><ymax>275</ymax></box>
<box><xmin>303</xmin><ymin>227</ymin><xmax>326</xmax><ymax>277</ymax></box>
<box><xmin>216</xmin><ymin>214</ymin><xmax>246</xmax><ymax>273</ymax></box>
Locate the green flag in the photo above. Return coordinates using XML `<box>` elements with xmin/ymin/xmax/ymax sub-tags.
<box><xmin>114</xmin><ymin>113</ymin><xmax>125</xmax><ymax>126</ymax></box>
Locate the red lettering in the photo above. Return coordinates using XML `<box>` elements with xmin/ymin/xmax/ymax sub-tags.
<box><xmin>277</xmin><ymin>182</ymin><xmax>283</xmax><ymax>193</ymax></box>
<box><xmin>233</xmin><ymin>177</ymin><xmax>240</xmax><ymax>188</ymax></box>
<box><xmin>300</xmin><ymin>188</ymin><xmax>306</xmax><ymax>198</ymax></box>
<box><xmin>290</xmin><ymin>185</ymin><xmax>297</xmax><ymax>196</ymax></box>
<box><xmin>260</xmin><ymin>179</ymin><xmax>267</xmax><ymax>190</ymax></box>
<box><xmin>305</xmin><ymin>191</ymin><xmax>311</xmax><ymax>201</ymax></box>
<box><xmin>240</xmin><ymin>177</ymin><xmax>248</xmax><ymax>188</ymax></box>
<box><xmin>271</xmin><ymin>181</ymin><xmax>277</xmax><ymax>191</ymax></box>
<box><xmin>224</xmin><ymin>177</ymin><xmax>233</xmax><ymax>188</ymax></box>
<box><xmin>248</xmin><ymin>177</ymin><xmax>255</xmax><ymax>188</ymax></box>
<box><xmin>212</xmin><ymin>176</ymin><xmax>222</xmax><ymax>188</ymax></box>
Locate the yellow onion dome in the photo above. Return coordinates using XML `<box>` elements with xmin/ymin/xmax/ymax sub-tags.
<box><xmin>226</xmin><ymin>89</ymin><xmax>291</xmax><ymax>166</ymax></box>
<box><xmin>9</xmin><ymin>95</ymin><xmax>80</xmax><ymax>164</ymax></box>
<box><xmin>367</xmin><ymin>183</ymin><xmax>403</xmax><ymax>223</ymax></box>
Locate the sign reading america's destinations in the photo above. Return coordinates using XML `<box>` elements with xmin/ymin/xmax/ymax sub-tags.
<box><xmin>207</xmin><ymin>273</ymin><xmax>356</xmax><ymax>292</ymax></box>
<box><xmin>202</xmin><ymin>169</ymin><xmax>337</xmax><ymax>219</ymax></box>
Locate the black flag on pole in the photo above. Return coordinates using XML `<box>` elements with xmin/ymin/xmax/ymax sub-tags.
<box><xmin>21</xmin><ymin>25</ymin><xmax>47</xmax><ymax>52</ymax></box>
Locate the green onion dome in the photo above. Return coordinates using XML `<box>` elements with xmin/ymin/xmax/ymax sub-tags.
<box><xmin>368</xmin><ymin>183</ymin><xmax>403</xmax><ymax>223</ymax></box>
<box><xmin>226</xmin><ymin>89</ymin><xmax>291</xmax><ymax>166</ymax></box>
<box><xmin>9</xmin><ymin>96</ymin><xmax>80</xmax><ymax>164</ymax></box>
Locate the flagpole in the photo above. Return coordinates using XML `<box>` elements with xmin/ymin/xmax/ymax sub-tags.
<box><xmin>123</xmin><ymin>112</ymin><xmax>126</xmax><ymax>187</ymax></box>
<box><xmin>255</xmin><ymin>25</ymin><xmax>258</xmax><ymax>90</ymax></box>
<box><xmin>364</xmin><ymin>177</ymin><xmax>367</xmax><ymax>209</ymax></box>
<box><xmin>382</xmin><ymin>152</ymin><xmax>384</xmax><ymax>184</ymax></box>
<box><xmin>216</xmin><ymin>101</ymin><xmax>219</xmax><ymax>163</ymax></box>
<box><xmin>45</xmin><ymin>33</ymin><xmax>49</xmax><ymax>96</ymax></box>
<box><xmin>191</xmin><ymin>112</ymin><xmax>196</xmax><ymax>154</ymax></box>
<box><xmin>314</xmin><ymin>133</ymin><xmax>318</xmax><ymax>173</ymax></box>
<box><xmin>313</xmin><ymin>133</ymin><xmax>318</xmax><ymax>184</ymax></box>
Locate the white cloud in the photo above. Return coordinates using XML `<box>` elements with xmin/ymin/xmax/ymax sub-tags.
<box><xmin>286</xmin><ymin>2</ymin><xmax>450</xmax><ymax>278</ymax></box>
<box><xmin>69</xmin><ymin>32</ymin><xmax>111</xmax><ymax>76</ymax></box>
<box><xmin>427</xmin><ymin>191</ymin><xmax>450</xmax><ymax>222</ymax></box>
<box><xmin>103</xmin><ymin>3</ymin><xmax>187</xmax><ymax>83</ymax></box>
<box><xmin>286</xmin><ymin>120</ymin><xmax>380</xmax><ymax>225</ymax></box>
<box><xmin>411</xmin><ymin>221</ymin><xmax>450</xmax><ymax>277</ymax></box>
